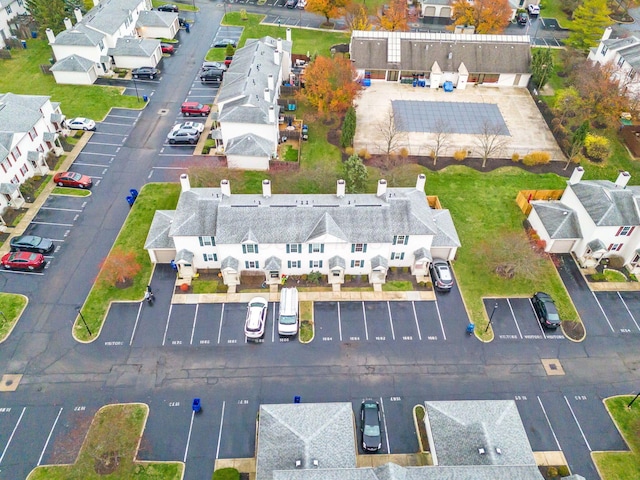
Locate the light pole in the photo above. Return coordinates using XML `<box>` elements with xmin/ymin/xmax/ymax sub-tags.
<box><xmin>628</xmin><ymin>392</ymin><xmax>640</xmax><ymax>408</ymax></box>
<box><xmin>485</xmin><ymin>302</ymin><xmax>498</xmax><ymax>333</ymax></box>
<box><xmin>132</xmin><ymin>76</ymin><xmax>140</xmax><ymax>102</ymax></box>
<box><xmin>76</xmin><ymin>307</ymin><xmax>92</xmax><ymax>337</ymax></box>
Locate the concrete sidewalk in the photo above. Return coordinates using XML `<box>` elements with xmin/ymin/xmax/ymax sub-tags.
<box><xmin>0</xmin><ymin>134</ymin><xmax>93</xmax><ymax>256</ymax></box>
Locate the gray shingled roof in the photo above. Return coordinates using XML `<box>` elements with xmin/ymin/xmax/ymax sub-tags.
<box><xmin>50</xmin><ymin>54</ymin><xmax>95</xmax><ymax>73</ymax></box>
<box><xmin>108</xmin><ymin>36</ymin><xmax>159</xmax><ymax>57</ymax></box>
<box><xmin>217</xmin><ymin>36</ymin><xmax>291</xmax><ymax>125</ymax></box>
<box><xmin>530</xmin><ymin>202</ymin><xmax>582</xmax><ymax>239</ymax></box>
<box><xmin>256</xmin><ymin>403</ymin><xmax>356</xmax><ymax>480</ymax></box>
<box><xmin>350</xmin><ymin>31</ymin><xmax>530</xmax><ymax>74</ymax></box>
<box><xmin>176</xmin><ymin>249</ymin><xmax>193</xmax><ymax>263</ymax></box>
<box><xmin>587</xmin><ymin>238</ymin><xmax>606</xmax><ymax>252</ymax></box>
<box><xmin>82</xmin><ymin>0</ymin><xmax>143</xmax><ymax>36</ymax></box>
<box><xmin>0</xmin><ymin>93</ymin><xmax>51</xmax><ymax>161</ymax></box>
<box><xmin>371</xmin><ymin>255</ymin><xmax>388</xmax><ymax>269</ymax></box>
<box><xmin>144</xmin><ymin>211</ymin><xmax>175</xmax><ymax>249</ymax></box>
<box><xmin>221</xmin><ymin>256</ymin><xmax>239</xmax><ymax>270</ymax></box>
<box><xmin>329</xmin><ymin>256</ymin><xmax>346</xmax><ymax>269</ymax></box>
<box><xmin>53</xmin><ymin>23</ymin><xmax>105</xmax><ymax>46</ymax></box>
<box><xmin>0</xmin><ymin>183</ymin><xmax>18</xmax><ymax>195</ymax></box>
<box><xmin>264</xmin><ymin>256</ymin><xmax>281</xmax><ymax>270</ymax></box>
<box><xmin>166</xmin><ymin>184</ymin><xmax>458</xmax><ymax>246</ymax></box>
<box><xmin>426</xmin><ymin>400</ymin><xmax>537</xmax><ymax>467</ymax></box>
<box><xmin>414</xmin><ymin>247</ymin><xmax>432</xmax><ymax>261</ymax></box>
<box><xmin>603</xmin><ymin>36</ymin><xmax>640</xmax><ymax>69</ymax></box>
<box><xmin>225</xmin><ymin>133</ymin><xmax>274</xmax><ymax>156</ymax></box>
<box><xmin>136</xmin><ymin>10</ymin><xmax>177</xmax><ymax>28</ymax></box>
<box><xmin>570</xmin><ymin>181</ymin><xmax>640</xmax><ymax>226</ymax></box>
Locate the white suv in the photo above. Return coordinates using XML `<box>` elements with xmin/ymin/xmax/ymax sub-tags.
<box><xmin>528</xmin><ymin>4</ymin><xmax>540</xmax><ymax>15</ymax></box>
<box><xmin>245</xmin><ymin>297</ymin><xmax>268</xmax><ymax>340</ymax></box>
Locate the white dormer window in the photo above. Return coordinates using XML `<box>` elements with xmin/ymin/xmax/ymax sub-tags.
<box><xmin>5</xmin><ymin>5</ymin><xmax>12</xmax><ymax>14</ymax></box>
<box><xmin>601</xmin><ymin>45</ymin><xmax>608</xmax><ymax>56</ymax></box>
<box><xmin>617</xmin><ymin>226</ymin><xmax>635</xmax><ymax>237</ymax></box>
<box><xmin>243</xmin><ymin>244</ymin><xmax>258</xmax><ymax>254</ymax></box>
<box><xmin>198</xmin><ymin>236</ymin><xmax>215</xmax><ymax>246</ymax></box>
<box><xmin>98</xmin><ymin>40</ymin><xmax>104</xmax><ymax>51</ymax></box>
<box><xmin>618</xmin><ymin>56</ymin><xmax>625</xmax><ymax>67</ymax></box>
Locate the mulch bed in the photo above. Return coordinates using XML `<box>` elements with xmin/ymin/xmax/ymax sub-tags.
<box><xmin>562</xmin><ymin>320</ymin><xmax>585</xmax><ymax>341</ymax></box>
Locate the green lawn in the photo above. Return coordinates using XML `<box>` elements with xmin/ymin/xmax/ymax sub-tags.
<box><xmin>75</xmin><ymin>183</ymin><xmax>180</xmax><ymax>341</ymax></box>
<box><xmin>0</xmin><ymin>39</ymin><xmax>141</xmax><ymax>119</ymax></box>
<box><xmin>28</xmin><ymin>404</ymin><xmax>183</xmax><ymax>480</ymax></box>
<box><xmin>52</xmin><ymin>187</ymin><xmax>91</xmax><ymax>196</ymax></box>
<box><xmin>539</xmin><ymin>0</ymin><xmax>574</xmax><ymax>28</ymax></box>
<box><xmin>0</xmin><ymin>294</ymin><xmax>28</xmax><ymax>342</ymax></box>
<box><xmin>593</xmin><ymin>396</ymin><xmax>640</xmax><ymax>479</ymax></box>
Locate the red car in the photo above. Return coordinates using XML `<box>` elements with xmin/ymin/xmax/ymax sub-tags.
<box><xmin>53</xmin><ymin>171</ymin><xmax>93</xmax><ymax>189</ymax></box>
<box><xmin>224</xmin><ymin>56</ymin><xmax>233</xmax><ymax>67</ymax></box>
<box><xmin>181</xmin><ymin>102</ymin><xmax>211</xmax><ymax>117</ymax></box>
<box><xmin>1</xmin><ymin>251</ymin><xmax>46</xmax><ymax>271</ymax></box>
<box><xmin>161</xmin><ymin>43</ymin><xmax>175</xmax><ymax>54</ymax></box>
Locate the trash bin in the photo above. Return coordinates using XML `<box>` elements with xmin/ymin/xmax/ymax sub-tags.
<box><xmin>31</xmin><ymin>31</ymin><xmax>37</xmax><ymax>39</ymax></box>
<box><xmin>126</xmin><ymin>195</ymin><xmax>135</xmax><ymax>207</ymax></box>
<box><xmin>129</xmin><ymin>188</ymin><xmax>139</xmax><ymax>199</ymax></box>
<box><xmin>294</xmin><ymin>396</ymin><xmax>301</xmax><ymax>404</ymax></box>
<box><xmin>142</xmin><ymin>95</ymin><xmax>148</xmax><ymax>102</ymax></box>
<box><xmin>185</xmin><ymin>23</ymin><xmax>190</xmax><ymax>33</ymax></box>
<box><xmin>20</xmin><ymin>40</ymin><xmax>27</xmax><ymax>49</ymax></box>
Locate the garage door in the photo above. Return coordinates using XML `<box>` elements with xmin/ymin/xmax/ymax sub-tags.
<box><xmin>431</xmin><ymin>248</ymin><xmax>452</xmax><ymax>260</ymax></box>
<box><xmin>424</xmin><ymin>6</ymin><xmax>435</xmax><ymax>16</ymax></box>
<box><xmin>440</xmin><ymin>6</ymin><xmax>451</xmax><ymax>18</ymax></box>
<box><xmin>154</xmin><ymin>249</ymin><xmax>177</xmax><ymax>263</ymax></box>
<box><xmin>549</xmin><ymin>239</ymin><xmax>575</xmax><ymax>253</ymax></box>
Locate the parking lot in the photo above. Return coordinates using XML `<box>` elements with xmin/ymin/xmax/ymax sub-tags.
<box><xmin>483</xmin><ymin>297</ymin><xmax>565</xmax><ymax>341</ymax></box>
<box><xmin>591</xmin><ymin>291</ymin><xmax>640</xmax><ymax>334</ymax></box>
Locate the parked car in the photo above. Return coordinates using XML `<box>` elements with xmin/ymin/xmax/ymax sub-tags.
<box><xmin>1</xmin><ymin>251</ymin><xmax>46</xmax><ymax>271</ymax></box>
<box><xmin>532</xmin><ymin>292</ymin><xmax>562</xmax><ymax>329</ymax></box>
<box><xmin>200</xmin><ymin>68</ymin><xmax>224</xmax><ymax>83</ymax></box>
<box><xmin>157</xmin><ymin>4</ymin><xmax>178</xmax><ymax>12</ymax></box>
<box><xmin>181</xmin><ymin>102</ymin><xmax>211</xmax><ymax>117</ymax></box>
<box><xmin>517</xmin><ymin>12</ymin><xmax>529</xmax><ymax>25</ymax></box>
<box><xmin>278</xmin><ymin>287</ymin><xmax>299</xmax><ymax>336</ymax></box>
<box><xmin>161</xmin><ymin>43</ymin><xmax>175</xmax><ymax>54</ymax></box>
<box><xmin>53</xmin><ymin>171</ymin><xmax>93</xmax><ymax>189</ymax></box>
<box><xmin>65</xmin><ymin>117</ymin><xmax>96</xmax><ymax>131</ymax></box>
<box><xmin>202</xmin><ymin>61</ymin><xmax>227</xmax><ymax>71</ymax></box>
<box><xmin>214</xmin><ymin>38</ymin><xmax>236</xmax><ymax>48</ymax></box>
<box><xmin>527</xmin><ymin>4</ymin><xmax>540</xmax><ymax>15</ymax></box>
<box><xmin>131</xmin><ymin>67</ymin><xmax>159</xmax><ymax>79</ymax></box>
<box><xmin>360</xmin><ymin>400</ymin><xmax>382</xmax><ymax>452</ymax></box>
<box><xmin>167</xmin><ymin>128</ymin><xmax>200</xmax><ymax>144</ymax></box>
<box><xmin>297</xmin><ymin>0</ymin><xmax>306</xmax><ymax>8</ymax></box>
<box><xmin>285</xmin><ymin>0</ymin><xmax>298</xmax><ymax>8</ymax></box>
<box><xmin>10</xmin><ymin>235</ymin><xmax>54</xmax><ymax>254</ymax></box>
<box><xmin>171</xmin><ymin>121</ymin><xmax>205</xmax><ymax>134</ymax></box>
<box><xmin>224</xmin><ymin>56</ymin><xmax>233</xmax><ymax>67</ymax></box>
<box><xmin>430</xmin><ymin>259</ymin><xmax>453</xmax><ymax>291</ymax></box>
<box><xmin>245</xmin><ymin>297</ymin><xmax>268</xmax><ymax>340</ymax></box>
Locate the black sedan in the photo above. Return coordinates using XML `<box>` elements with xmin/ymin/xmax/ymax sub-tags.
<box><xmin>532</xmin><ymin>292</ymin><xmax>562</xmax><ymax>329</ymax></box>
<box><xmin>131</xmin><ymin>67</ymin><xmax>159</xmax><ymax>79</ymax></box>
<box><xmin>10</xmin><ymin>235</ymin><xmax>54</xmax><ymax>254</ymax></box>
<box><xmin>157</xmin><ymin>4</ymin><xmax>178</xmax><ymax>12</ymax></box>
<box><xmin>213</xmin><ymin>39</ymin><xmax>236</xmax><ymax>48</ymax></box>
<box><xmin>360</xmin><ymin>400</ymin><xmax>382</xmax><ymax>452</ymax></box>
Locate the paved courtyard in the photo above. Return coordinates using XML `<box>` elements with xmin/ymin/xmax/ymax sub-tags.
<box><xmin>355</xmin><ymin>82</ymin><xmax>565</xmax><ymax>161</ymax></box>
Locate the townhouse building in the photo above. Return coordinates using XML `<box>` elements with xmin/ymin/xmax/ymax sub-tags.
<box><xmin>588</xmin><ymin>27</ymin><xmax>640</xmax><ymax>97</ymax></box>
<box><xmin>0</xmin><ymin>0</ymin><xmax>27</xmax><ymax>49</ymax></box>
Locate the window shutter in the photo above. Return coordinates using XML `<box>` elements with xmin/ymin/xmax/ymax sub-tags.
<box><xmin>214</xmin><ymin>254</ymin><xmax>218</xmax><ymax>261</ymax></box>
<box><xmin>287</xmin><ymin>261</ymin><xmax>291</xmax><ymax>268</ymax></box>
<box><xmin>629</xmin><ymin>227</ymin><xmax>636</xmax><ymax>236</ymax></box>
<box><xmin>199</xmin><ymin>237</ymin><xmax>204</xmax><ymax>246</ymax></box>
<box><xmin>245</xmin><ymin>261</ymin><xmax>249</xmax><ymax>268</ymax></box>
<box><xmin>211</xmin><ymin>237</ymin><xmax>216</xmax><ymax>246</ymax></box>
<box><xmin>203</xmin><ymin>254</ymin><xmax>207</xmax><ymax>261</ymax></box>
<box><xmin>309</xmin><ymin>244</ymin><xmax>313</xmax><ymax>253</ymax></box>
<box><xmin>242</xmin><ymin>245</ymin><xmax>247</xmax><ymax>254</ymax></box>
<box><xmin>618</xmin><ymin>244</ymin><xmax>624</xmax><ymax>251</ymax></box>
<box><xmin>321</xmin><ymin>244</ymin><xmax>324</xmax><ymax>253</ymax></box>
<box><xmin>286</xmin><ymin>244</ymin><xmax>290</xmax><ymax>253</ymax></box>
<box><xmin>255</xmin><ymin>245</ymin><xmax>259</xmax><ymax>254</ymax></box>
<box><xmin>608</xmin><ymin>244</ymin><xmax>613</xmax><ymax>251</ymax></box>
<box><xmin>256</xmin><ymin>261</ymin><xmax>260</xmax><ymax>268</ymax></box>
<box><xmin>351</xmin><ymin>260</ymin><xmax>354</xmax><ymax>267</ymax></box>
<box><xmin>298</xmin><ymin>244</ymin><xmax>302</xmax><ymax>252</ymax></box>
<box><xmin>404</xmin><ymin>236</ymin><xmax>409</xmax><ymax>245</ymax></box>
<box><xmin>351</xmin><ymin>244</ymin><xmax>355</xmax><ymax>253</ymax></box>
<box><xmin>393</xmin><ymin>235</ymin><xmax>397</xmax><ymax>245</ymax></box>
<box><xmin>401</xmin><ymin>253</ymin><xmax>404</xmax><ymax>260</ymax></box>
<box><xmin>319</xmin><ymin>260</ymin><xmax>323</xmax><ymax>268</ymax></box>
<box><xmin>309</xmin><ymin>260</ymin><xmax>313</xmax><ymax>268</ymax></box>
<box><xmin>363</xmin><ymin>244</ymin><xmax>367</xmax><ymax>253</ymax></box>
<box><xmin>616</xmin><ymin>227</ymin><xmax>624</xmax><ymax>236</ymax></box>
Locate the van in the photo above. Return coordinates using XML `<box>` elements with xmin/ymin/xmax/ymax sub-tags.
<box><xmin>278</xmin><ymin>287</ymin><xmax>299</xmax><ymax>336</ymax></box>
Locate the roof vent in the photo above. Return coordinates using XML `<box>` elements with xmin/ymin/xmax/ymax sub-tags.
<box><xmin>295</xmin><ymin>459</ymin><xmax>302</xmax><ymax>468</ymax></box>
<box><xmin>312</xmin><ymin>459</ymin><xmax>319</xmax><ymax>467</ymax></box>
<box><xmin>478</xmin><ymin>447</ymin><xmax>486</xmax><ymax>455</ymax></box>
<box><xmin>495</xmin><ymin>448</ymin><xmax>502</xmax><ymax>455</ymax></box>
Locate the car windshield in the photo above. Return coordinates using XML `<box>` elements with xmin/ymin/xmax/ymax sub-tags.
<box><xmin>23</xmin><ymin>236</ymin><xmax>40</xmax><ymax>245</ymax></box>
<box><xmin>69</xmin><ymin>172</ymin><xmax>82</xmax><ymax>180</ymax></box>
<box><xmin>280</xmin><ymin>315</ymin><xmax>297</xmax><ymax>325</ymax></box>
<box><xmin>547</xmin><ymin>312</ymin><xmax>560</xmax><ymax>321</ymax></box>
<box><xmin>437</xmin><ymin>265</ymin><xmax>451</xmax><ymax>281</ymax></box>
<box><xmin>363</xmin><ymin>424</ymin><xmax>380</xmax><ymax>436</ymax></box>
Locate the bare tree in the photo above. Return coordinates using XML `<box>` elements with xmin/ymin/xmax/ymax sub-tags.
<box><xmin>376</xmin><ymin>107</ymin><xmax>409</xmax><ymax>170</ymax></box>
<box><xmin>478</xmin><ymin>231</ymin><xmax>547</xmax><ymax>281</ymax></box>
<box><xmin>430</xmin><ymin>119</ymin><xmax>451</xmax><ymax>166</ymax></box>
<box><xmin>474</xmin><ymin>121</ymin><xmax>510</xmax><ymax>168</ymax></box>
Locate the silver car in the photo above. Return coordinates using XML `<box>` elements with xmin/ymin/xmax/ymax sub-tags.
<box><xmin>167</xmin><ymin>127</ymin><xmax>200</xmax><ymax>144</ymax></box>
<box><xmin>171</xmin><ymin>122</ymin><xmax>205</xmax><ymax>134</ymax></box>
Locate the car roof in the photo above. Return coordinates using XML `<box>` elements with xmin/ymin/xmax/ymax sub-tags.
<box><xmin>535</xmin><ymin>292</ymin><xmax>553</xmax><ymax>301</ymax></box>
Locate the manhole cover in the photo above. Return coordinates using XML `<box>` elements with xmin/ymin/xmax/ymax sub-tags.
<box><xmin>541</xmin><ymin>358</ymin><xmax>564</xmax><ymax>376</ymax></box>
<box><xmin>0</xmin><ymin>374</ymin><xmax>22</xmax><ymax>392</ymax></box>
<box><xmin>158</xmin><ymin>109</ymin><xmax>169</xmax><ymax>116</ymax></box>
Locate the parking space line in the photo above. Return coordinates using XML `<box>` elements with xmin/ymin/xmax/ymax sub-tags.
<box><xmin>92</xmin><ymin>131</ymin><xmax>129</xmax><ymax>136</ymax></box>
<box><xmin>183</xmin><ymin>409</ymin><xmax>196</xmax><ymax>462</ymax></box>
<box><xmin>563</xmin><ymin>396</ymin><xmax>591</xmax><ymax>451</ymax></box>
<box><xmin>100</xmin><ymin>122</ymin><xmax>136</xmax><ymax>127</ymax></box>
<box><xmin>337</xmin><ymin>302</ymin><xmax>343</xmax><ymax>342</ymax></box>
<box><xmin>75</xmin><ymin>151</ymin><xmax>115</xmax><ymax>157</ymax></box>
<box><xmin>537</xmin><ymin>396</ymin><xmax>561</xmax><ymax>450</ymax></box>
<box><xmin>434</xmin><ymin>301</ymin><xmax>446</xmax><ymax>341</ymax></box>
<box><xmin>411</xmin><ymin>301</ymin><xmax>422</xmax><ymax>341</ymax></box>
<box><xmin>40</xmin><ymin>207</ymin><xmax>83</xmax><ymax>212</ymax></box>
<box><xmin>271</xmin><ymin>302</ymin><xmax>276</xmax><ymax>343</ymax></box>
<box><xmin>0</xmin><ymin>407</ymin><xmax>25</xmax><ymax>464</ymax></box>
<box><xmin>379</xmin><ymin>397</ymin><xmax>391</xmax><ymax>453</ymax></box>
<box><xmin>386</xmin><ymin>302</ymin><xmax>395</xmax><ymax>340</ymax></box>
<box><xmin>506</xmin><ymin>299</ymin><xmax>523</xmax><ymax>339</ymax></box>
<box><xmin>529</xmin><ymin>299</ymin><xmax>547</xmax><ymax>339</ymax></box>
<box><xmin>129</xmin><ymin>302</ymin><xmax>144</xmax><ymax>346</ymax></box>
<box><xmin>31</xmin><ymin>221</ymin><xmax>74</xmax><ymax>227</ymax></box>
<box><xmin>73</xmin><ymin>162</ymin><xmax>113</xmax><ymax>167</ymax></box>
<box><xmin>88</xmin><ymin>142</ymin><xmax>123</xmax><ymax>146</ymax></box>
<box><xmin>162</xmin><ymin>304</ymin><xmax>174</xmax><ymax>346</ymax></box>
<box><xmin>190</xmin><ymin>304</ymin><xmax>199</xmax><ymax>345</ymax></box>
<box><xmin>215</xmin><ymin>401</ymin><xmax>226</xmax><ymax>460</ymax></box>
<box><xmin>38</xmin><ymin>407</ymin><xmax>63</xmax><ymax>465</ymax></box>
<box><xmin>0</xmin><ymin>269</ymin><xmax>45</xmax><ymax>276</ymax></box>
<box><xmin>616</xmin><ymin>292</ymin><xmax>640</xmax><ymax>331</ymax></box>
<box><xmin>362</xmin><ymin>302</ymin><xmax>369</xmax><ymax>341</ymax></box>
<box><xmin>217</xmin><ymin>304</ymin><xmax>225</xmax><ymax>344</ymax></box>
<box><xmin>591</xmin><ymin>291</ymin><xmax>616</xmax><ymax>333</ymax></box>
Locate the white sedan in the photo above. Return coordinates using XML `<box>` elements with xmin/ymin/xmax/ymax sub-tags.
<box><xmin>65</xmin><ymin>117</ymin><xmax>96</xmax><ymax>131</ymax></box>
<box><xmin>527</xmin><ymin>4</ymin><xmax>540</xmax><ymax>15</ymax></box>
<box><xmin>171</xmin><ymin>121</ymin><xmax>205</xmax><ymax>134</ymax></box>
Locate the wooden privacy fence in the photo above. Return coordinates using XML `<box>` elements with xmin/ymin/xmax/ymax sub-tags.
<box><xmin>516</xmin><ymin>190</ymin><xmax>564</xmax><ymax>215</ymax></box>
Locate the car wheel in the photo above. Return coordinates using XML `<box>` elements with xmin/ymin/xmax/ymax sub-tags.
<box><xmin>169</xmin><ymin>139</ymin><xmax>176</xmax><ymax>144</ymax></box>
<box><xmin>133</xmin><ymin>74</ymin><xmax>139</xmax><ymax>79</ymax></box>
<box><xmin>28</xmin><ymin>266</ymin><xmax>35</xmax><ymax>271</ymax></box>
<box><xmin>189</xmin><ymin>139</ymin><xmax>196</xmax><ymax>144</ymax></box>
<box><xmin>57</xmin><ymin>182</ymin><xmax>64</xmax><ymax>187</ymax></box>
<box><xmin>78</xmin><ymin>184</ymin><xmax>85</xmax><ymax>189</ymax></box>
<box><xmin>3</xmin><ymin>265</ymin><xmax>10</xmax><ymax>269</ymax></box>
<box><xmin>83</xmin><ymin>127</ymin><xmax>88</xmax><ymax>131</ymax></box>
<box><xmin>201</xmin><ymin>112</ymin><xmax>207</xmax><ymax>117</ymax></box>
<box><xmin>39</xmin><ymin>249</ymin><xmax>46</xmax><ymax>254</ymax></box>
<box><xmin>184</xmin><ymin>112</ymin><xmax>190</xmax><ymax>116</ymax></box>
<box><xmin>150</xmin><ymin>75</ymin><xmax>155</xmax><ymax>79</ymax></box>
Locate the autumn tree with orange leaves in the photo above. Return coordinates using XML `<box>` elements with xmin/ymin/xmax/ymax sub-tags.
<box><xmin>450</xmin><ymin>0</ymin><xmax>512</xmax><ymax>34</ymax></box>
<box><xmin>305</xmin><ymin>0</ymin><xmax>347</xmax><ymax>26</ymax></box>
<box><xmin>98</xmin><ymin>247</ymin><xmax>141</xmax><ymax>287</ymax></box>
<box><xmin>377</xmin><ymin>0</ymin><xmax>409</xmax><ymax>32</ymax></box>
<box><xmin>301</xmin><ymin>56</ymin><xmax>361</xmax><ymax>117</ymax></box>
<box><xmin>345</xmin><ymin>3</ymin><xmax>371</xmax><ymax>32</ymax></box>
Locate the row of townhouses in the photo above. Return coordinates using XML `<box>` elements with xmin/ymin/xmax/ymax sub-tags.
<box><xmin>0</xmin><ymin>0</ymin><xmax>26</xmax><ymax>49</ymax></box>
<box><xmin>145</xmin><ymin>174</ymin><xmax>461</xmax><ymax>291</ymax></box>
<box><xmin>0</xmin><ymin>93</ymin><xmax>65</xmax><ymax>215</ymax></box>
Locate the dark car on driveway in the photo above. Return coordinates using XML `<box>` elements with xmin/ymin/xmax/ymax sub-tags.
<box><xmin>430</xmin><ymin>259</ymin><xmax>454</xmax><ymax>291</ymax></box>
<box><xmin>517</xmin><ymin>12</ymin><xmax>529</xmax><ymax>25</ymax></box>
<box><xmin>131</xmin><ymin>66</ymin><xmax>159</xmax><ymax>79</ymax></box>
<box><xmin>214</xmin><ymin>39</ymin><xmax>236</xmax><ymax>48</ymax></box>
<box><xmin>1</xmin><ymin>251</ymin><xmax>46</xmax><ymax>271</ymax></box>
<box><xmin>360</xmin><ymin>400</ymin><xmax>382</xmax><ymax>453</ymax></box>
<box><xmin>10</xmin><ymin>235</ymin><xmax>54</xmax><ymax>254</ymax></box>
<box><xmin>286</xmin><ymin>0</ymin><xmax>299</xmax><ymax>7</ymax></box>
<box><xmin>200</xmin><ymin>68</ymin><xmax>224</xmax><ymax>83</ymax></box>
<box><xmin>157</xmin><ymin>4</ymin><xmax>178</xmax><ymax>12</ymax></box>
<box><xmin>532</xmin><ymin>292</ymin><xmax>562</xmax><ymax>329</ymax></box>
<box><xmin>53</xmin><ymin>171</ymin><xmax>93</xmax><ymax>189</ymax></box>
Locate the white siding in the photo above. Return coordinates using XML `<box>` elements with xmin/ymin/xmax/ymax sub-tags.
<box><xmin>227</xmin><ymin>154</ymin><xmax>270</xmax><ymax>171</ymax></box>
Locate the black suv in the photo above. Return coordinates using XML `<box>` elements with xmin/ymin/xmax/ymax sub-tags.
<box><xmin>360</xmin><ymin>400</ymin><xmax>382</xmax><ymax>452</ymax></box>
<box><xmin>157</xmin><ymin>4</ymin><xmax>179</xmax><ymax>12</ymax></box>
<box><xmin>200</xmin><ymin>68</ymin><xmax>224</xmax><ymax>83</ymax></box>
<box><xmin>532</xmin><ymin>292</ymin><xmax>562</xmax><ymax>329</ymax></box>
<box><xmin>132</xmin><ymin>66</ymin><xmax>159</xmax><ymax>79</ymax></box>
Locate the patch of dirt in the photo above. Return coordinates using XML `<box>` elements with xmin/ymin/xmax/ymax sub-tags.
<box><xmin>94</xmin><ymin>451</ymin><xmax>119</xmax><ymax>475</ymax></box>
<box><xmin>327</xmin><ymin>128</ymin><xmax>341</xmax><ymax>148</ymax></box>
<box><xmin>115</xmin><ymin>278</ymin><xmax>133</xmax><ymax>289</ymax></box>
<box><xmin>561</xmin><ymin>320</ymin><xmax>585</xmax><ymax>341</ymax></box>
<box><xmin>1</xmin><ymin>207</ymin><xmax>28</xmax><ymax>226</ymax></box>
